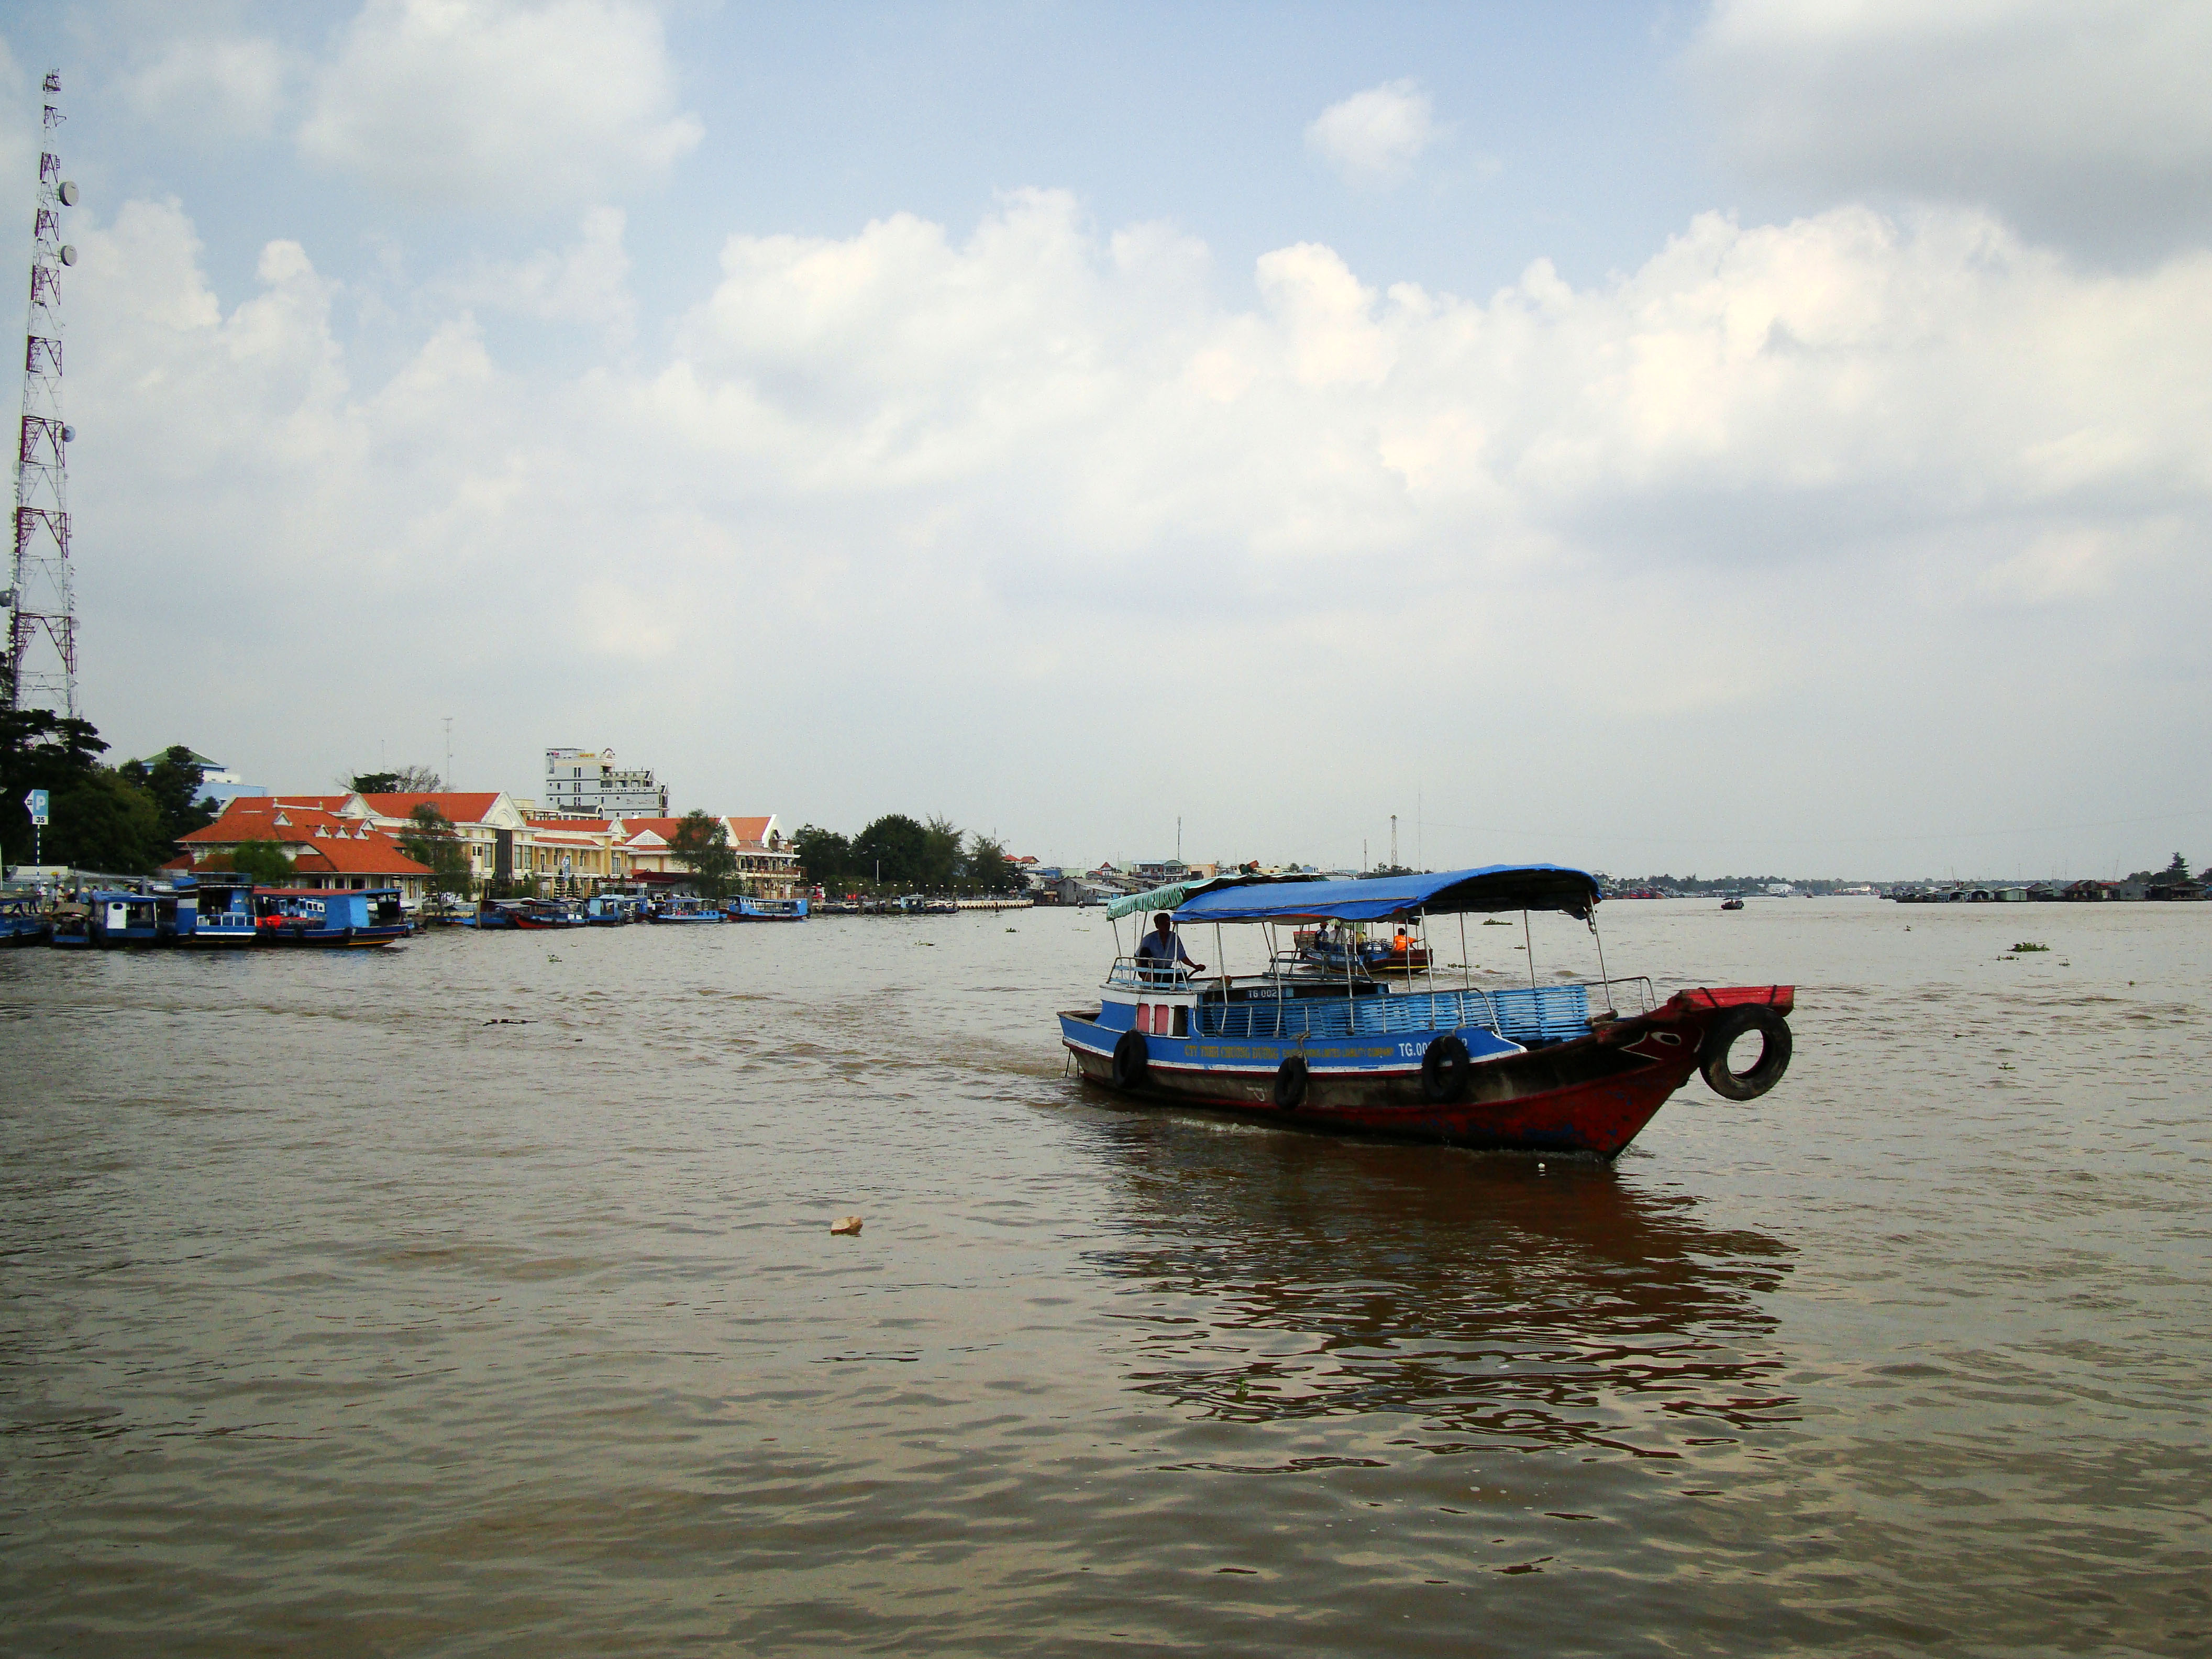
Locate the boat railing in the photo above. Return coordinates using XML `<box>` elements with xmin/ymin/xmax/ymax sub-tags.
<box><xmin>1191</xmin><ymin>980</ymin><xmax>1602</xmax><ymax>1047</ymax></box>
<box><xmin>1107</xmin><ymin>956</ymin><xmax>1207</xmax><ymax>991</ymax></box>
<box><xmin>1590</xmin><ymin>976</ymin><xmax>1657</xmax><ymax>1019</ymax></box>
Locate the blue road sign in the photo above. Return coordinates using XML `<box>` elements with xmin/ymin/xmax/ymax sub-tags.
<box><xmin>26</xmin><ymin>789</ymin><xmax>49</xmax><ymax>826</ymax></box>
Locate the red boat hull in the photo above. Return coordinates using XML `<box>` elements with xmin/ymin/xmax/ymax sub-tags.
<box><xmin>1063</xmin><ymin>986</ymin><xmax>1793</xmax><ymax>1158</ymax></box>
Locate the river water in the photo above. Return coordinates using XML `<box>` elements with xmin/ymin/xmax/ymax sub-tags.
<box><xmin>3</xmin><ymin>900</ymin><xmax>2207</xmax><ymax>1655</ymax></box>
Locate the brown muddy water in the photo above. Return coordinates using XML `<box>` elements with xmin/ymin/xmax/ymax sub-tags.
<box><xmin>2</xmin><ymin>900</ymin><xmax>2208</xmax><ymax>1655</ymax></box>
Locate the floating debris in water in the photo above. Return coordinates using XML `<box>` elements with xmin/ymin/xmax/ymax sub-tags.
<box><xmin>483</xmin><ymin>1017</ymin><xmax>530</xmax><ymax>1025</ymax></box>
<box><xmin>830</xmin><ymin>1215</ymin><xmax>862</xmax><ymax>1236</ymax></box>
<box><xmin>2012</xmin><ymin>942</ymin><xmax>2050</xmax><ymax>952</ymax></box>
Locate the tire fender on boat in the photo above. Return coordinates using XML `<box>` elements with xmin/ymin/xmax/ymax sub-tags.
<box><xmin>1698</xmin><ymin>1005</ymin><xmax>1793</xmax><ymax>1101</ymax></box>
<box><xmin>1111</xmin><ymin>1028</ymin><xmax>1149</xmax><ymax>1090</ymax></box>
<box><xmin>1421</xmin><ymin>1034</ymin><xmax>1472</xmax><ymax>1104</ymax></box>
<box><xmin>1272</xmin><ymin>1054</ymin><xmax>1309</xmax><ymax>1110</ymax></box>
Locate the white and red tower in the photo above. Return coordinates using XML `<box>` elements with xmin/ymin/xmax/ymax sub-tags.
<box><xmin>3</xmin><ymin>71</ymin><xmax>80</xmax><ymax>718</ymax></box>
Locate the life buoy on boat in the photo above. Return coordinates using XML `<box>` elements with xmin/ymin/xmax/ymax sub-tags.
<box><xmin>1421</xmin><ymin>1034</ymin><xmax>1471</xmax><ymax>1103</ymax></box>
<box><xmin>1111</xmin><ymin>1028</ymin><xmax>1149</xmax><ymax>1090</ymax></box>
<box><xmin>1273</xmin><ymin>1055</ymin><xmax>1308</xmax><ymax>1110</ymax></box>
<box><xmin>1698</xmin><ymin>1005</ymin><xmax>1792</xmax><ymax>1101</ymax></box>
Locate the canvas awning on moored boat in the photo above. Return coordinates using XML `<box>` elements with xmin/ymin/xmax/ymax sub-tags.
<box><xmin>1173</xmin><ymin>864</ymin><xmax>1600</xmax><ymax>924</ymax></box>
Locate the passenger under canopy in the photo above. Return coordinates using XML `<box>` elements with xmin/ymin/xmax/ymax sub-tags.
<box><xmin>1171</xmin><ymin>864</ymin><xmax>1601</xmax><ymax>925</ymax></box>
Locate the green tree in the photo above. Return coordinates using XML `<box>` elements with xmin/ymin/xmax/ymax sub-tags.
<box><xmin>853</xmin><ymin>813</ymin><xmax>928</xmax><ymax>889</ymax></box>
<box><xmin>119</xmin><ymin>745</ymin><xmax>218</xmax><ymax>854</ymax></box>
<box><xmin>920</xmin><ymin>816</ymin><xmax>964</xmax><ymax>892</ymax></box>
<box><xmin>398</xmin><ymin>803</ymin><xmax>473</xmax><ymax>899</ymax></box>
<box><xmin>965</xmin><ymin>834</ymin><xmax>1022</xmax><ymax>895</ymax></box>
<box><xmin>49</xmin><ymin>768</ymin><xmax>165</xmax><ymax>873</ymax></box>
<box><xmin>349</xmin><ymin>765</ymin><xmax>442</xmax><ymax>797</ymax></box>
<box><xmin>2164</xmin><ymin>853</ymin><xmax>2192</xmax><ymax>881</ymax></box>
<box><xmin>792</xmin><ymin>824</ymin><xmax>852</xmax><ymax>892</ymax></box>
<box><xmin>670</xmin><ymin>809</ymin><xmax>738</xmax><ymax>898</ymax></box>
<box><xmin>1</xmin><ymin>708</ymin><xmax>111</xmax><ymax>865</ymax></box>
<box><xmin>226</xmin><ymin>839</ymin><xmax>297</xmax><ymax>886</ymax></box>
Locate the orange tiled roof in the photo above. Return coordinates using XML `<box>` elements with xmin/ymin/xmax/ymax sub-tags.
<box><xmin>181</xmin><ymin>799</ymin><xmax>353</xmax><ymax>842</ymax></box>
<box><xmin>360</xmin><ymin>792</ymin><xmax>504</xmax><ymax>823</ymax></box>
<box><xmin>293</xmin><ymin>838</ymin><xmax>433</xmax><ymax>877</ymax></box>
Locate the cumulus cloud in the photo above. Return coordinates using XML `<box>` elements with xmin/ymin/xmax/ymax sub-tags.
<box><xmin>296</xmin><ymin>0</ymin><xmax>702</xmax><ymax>207</ymax></box>
<box><xmin>119</xmin><ymin>34</ymin><xmax>293</xmax><ymax>141</ymax></box>
<box><xmin>1689</xmin><ymin>0</ymin><xmax>2212</xmax><ymax>259</ymax></box>
<box><xmin>60</xmin><ymin>185</ymin><xmax>2212</xmax><ymax>868</ymax></box>
<box><xmin>1306</xmin><ymin>79</ymin><xmax>1441</xmax><ymax>187</ymax></box>
<box><xmin>442</xmin><ymin>205</ymin><xmax>636</xmax><ymax>341</ymax></box>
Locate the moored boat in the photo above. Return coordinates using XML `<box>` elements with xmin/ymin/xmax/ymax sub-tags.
<box><xmin>0</xmin><ymin>892</ymin><xmax>51</xmax><ymax>947</ymax></box>
<box><xmin>732</xmin><ymin>895</ymin><xmax>809</xmax><ymax>921</ymax></box>
<box><xmin>85</xmin><ymin>888</ymin><xmax>172</xmax><ymax>947</ymax></box>
<box><xmin>648</xmin><ymin>897</ymin><xmax>727</xmax><ymax>923</ymax></box>
<box><xmin>255</xmin><ymin>887</ymin><xmax>410</xmax><ymax>947</ymax></box>
<box><xmin>509</xmin><ymin>900</ymin><xmax>584</xmax><ymax>930</ymax></box>
<box><xmin>1057</xmin><ymin>865</ymin><xmax>1795</xmax><ymax>1158</ymax></box>
<box><xmin>176</xmin><ymin>873</ymin><xmax>259</xmax><ymax>947</ymax></box>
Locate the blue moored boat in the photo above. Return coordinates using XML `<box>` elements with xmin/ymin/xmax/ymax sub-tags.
<box><xmin>85</xmin><ymin>887</ymin><xmax>173</xmax><ymax>947</ymax></box>
<box><xmin>648</xmin><ymin>898</ymin><xmax>726</xmax><ymax>923</ymax></box>
<box><xmin>0</xmin><ymin>892</ymin><xmax>51</xmax><ymax>947</ymax></box>
<box><xmin>255</xmin><ymin>887</ymin><xmax>409</xmax><ymax>947</ymax></box>
<box><xmin>1057</xmin><ymin>864</ymin><xmax>1797</xmax><ymax>1158</ymax></box>
<box><xmin>176</xmin><ymin>873</ymin><xmax>258</xmax><ymax>948</ymax></box>
<box><xmin>732</xmin><ymin>895</ymin><xmax>808</xmax><ymax>921</ymax></box>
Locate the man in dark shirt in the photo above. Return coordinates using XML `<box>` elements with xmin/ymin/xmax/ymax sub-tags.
<box><xmin>1133</xmin><ymin>911</ymin><xmax>1205</xmax><ymax>981</ymax></box>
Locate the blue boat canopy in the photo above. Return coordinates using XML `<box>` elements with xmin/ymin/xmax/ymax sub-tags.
<box><xmin>1173</xmin><ymin>864</ymin><xmax>1600</xmax><ymax>924</ymax></box>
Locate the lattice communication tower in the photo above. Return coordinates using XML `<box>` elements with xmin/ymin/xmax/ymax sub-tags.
<box><xmin>3</xmin><ymin>71</ymin><xmax>80</xmax><ymax>718</ymax></box>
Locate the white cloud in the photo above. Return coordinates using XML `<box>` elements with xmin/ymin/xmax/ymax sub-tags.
<box><xmin>296</xmin><ymin>0</ymin><xmax>703</xmax><ymax>208</ymax></box>
<box><xmin>1689</xmin><ymin>0</ymin><xmax>2212</xmax><ymax>259</ymax></box>
<box><xmin>442</xmin><ymin>205</ymin><xmax>636</xmax><ymax>341</ymax></box>
<box><xmin>1306</xmin><ymin>79</ymin><xmax>1441</xmax><ymax>187</ymax></box>
<box><xmin>60</xmin><ymin>190</ymin><xmax>2212</xmax><ymax>870</ymax></box>
<box><xmin>119</xmin><ymin>34</ymin><xmax>292</xmax><ymax>141</ymax></box>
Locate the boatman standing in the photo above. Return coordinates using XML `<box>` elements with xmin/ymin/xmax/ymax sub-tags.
<box><xmin>1135</xmin><ymin>912</ymin><xmax>1205</xmax><ymax>981</ymax></box>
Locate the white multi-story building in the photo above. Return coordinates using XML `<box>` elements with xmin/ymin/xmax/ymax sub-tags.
<box><xmin>543</xmin><ymin>748</ymin><xmax>669</xmax><ymax>817</ymax></box>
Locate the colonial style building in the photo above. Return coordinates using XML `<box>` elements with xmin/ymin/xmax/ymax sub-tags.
<box><xmin>169</xmin><ymin>797</ymin><xmax>434</xmax><ymax>901</ymax></box>
<box><xmin>612</xmin><ymin>815</ymin><xmax>801</xmax><ymax>899</ymax></box>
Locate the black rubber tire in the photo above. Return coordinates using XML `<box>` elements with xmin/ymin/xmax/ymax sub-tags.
<box><xmin>1273</xmin><ymin>1055</ymin><xmax>1309</xmax><ymax>1110</ymax></box>
<box><xmin>1699</xmin><ymin>1006</ymin><xmax>1793</xmax><ymax>1101</ymax></box>
<box><xmin>1111</xmin><ymin>1028</ymin><xmax>1149</xmax><ymax>1090</ymax></box>
<box><xmin>1421</xmin><ymin>1034</ymin><xmax>1472</xmax><ymax>1103</ymax></box>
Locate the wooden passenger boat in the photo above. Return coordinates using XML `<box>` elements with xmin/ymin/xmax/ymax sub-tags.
<box><xmin>85</xmin><ymin>888</ymin><xmax>172</xmax><ymax>947</ymax></box>
<box><xmin>732</xmin><ymin>895</ymin><xmax>809</xmax><ymax>921</ymax></box>
<box><xmin>1058</xmin><ymin>865</ymin><xmax>1795</xmax><ymax>1159</ymax></box>
<box><xmin>648</xmin><ymin>898</ymin><xmax>726</xmax><ymax>923</ymax></box>
<box><xmin>176</xmin><ymin>873</ymin><xmax>259</xmax><ymax>948</ymax></box>
<box><xmin>1295</xmin><ymin>923</ymin><xmax>1431</xmax><ymax>974</ymax></box>
<box><xmin>255</xmin><ymin>888</ymin><xmax>409</xmax><ymax>947</ymax></box>
<box><xmin>0</xmin><ymin>894</ymin><xmax>51</xmax><ymax>947</ymax></box>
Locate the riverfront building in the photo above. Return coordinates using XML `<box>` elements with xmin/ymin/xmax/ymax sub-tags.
<box><xmin>168</xmin><ymin>797</ymin><xmax>434</xmax><ymax>902</ymax></box>
<box><xmin>543</xmin><ymin>748</ymin><xmax>668</xmax><ymax>817</ymax></box>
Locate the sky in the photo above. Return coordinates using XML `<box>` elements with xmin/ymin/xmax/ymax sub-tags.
<box><xmin>2</xmin><ymin>0</ymin><xmax>2208</xmax><ymax>879</ymax></box>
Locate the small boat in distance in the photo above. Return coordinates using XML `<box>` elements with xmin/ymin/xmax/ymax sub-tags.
<box><xmin>648</xmin><ymin>897</ymin><xmax>726</xmax><ymax>923</ymax></box>
<box><xmin>1721</xmin><ymin>895</ymin><xmax>1745</xmax><ymax>911</ymax></box>
<box><xmin>1295</xmin><ymin>922</ymin><xmax>1431</xmax><ymax>974</ymax></box>
<box><xmin>1058</xmin><ymin>865</ymin><xmax>1795</xmax><ymax>1158</ymax></box>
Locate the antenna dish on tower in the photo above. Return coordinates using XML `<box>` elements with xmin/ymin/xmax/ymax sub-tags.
<box><xmin>58</xmin><ymin>245</ymin><xmax>75</xmax><ymax>266</ymax></box>
<box><xmin>58</xmin><ymin>181</ymin><xmax>76</xmax><ymax>206</ymax></box>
